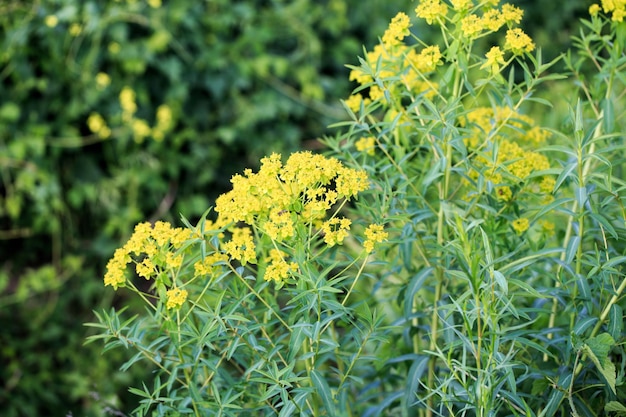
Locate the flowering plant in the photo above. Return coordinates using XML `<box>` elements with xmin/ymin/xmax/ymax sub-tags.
<box><xmin>89</xmin><ymin>0</ymin><xmax>626</xmax><ymax>415</ymax></box>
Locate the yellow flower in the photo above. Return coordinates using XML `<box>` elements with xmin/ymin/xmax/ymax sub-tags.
<box><xmin>481</xmin><ymin>9</ymin><xmax>505</xmax><ymax>32</ymax></box>
<box><xmin>321</xmin><ymin>217</ymin><xmax>351</xmax><ymax>247</ymax></box>
<box><xmin>223</xmin><ymin>227</ymin><xmax>257</xmax><ymax>265</ymax></box>
<box><xmin>165</xmin><ymin>252</ymin><xmax>183</xmax><ymax>270</ymax></box>
<box><xmin>131</xmin><ymin>119</ymin><xmax>151</xmax><ymax>143</ymax></box>
<box><xmin>450</xmin><ymin>0</ymin><xmax>472</xmax><ymax>11</ymax></box>
<box><xmin>504</xmin><ymin>28</ymin><xmax>535</xmax><ymax>55</ymax></box>
<box><xmin>501</xmin><ymin>4</ymin><xmax>524</xmax><ymax>24</ymax></box>
<box><xmin>612</xmin><ymin>8</ymin><xmax>625</xmax><ymax>21</ymax></box>
<box><xmin>148</xmin><ymin>0</ymin><xmax>162</xmax><ymax>8</ymax></box>
<box><xmin>264</xmin><ymin>252</ymin><xmax>298</xmax><ymax>284</ymax></box>
<box><xmin>539</xmin><ymin>220</ymin><xmax>555</xmax><ymax>232</ymax></box>
<box><xmin>344</xmin><ymin>94</ymin><xmax>365</xmax><ymax>113</ymax></box>
<box><xmin>69</xmin><ymin>23</ymin><xmax>82</xmax><ymax>36</ymax></box>
<box><xmin>87</xmin><ymin>113</ymin><xmax>111</xmax><ymax>139</ymax></box>
<box><xmin>45</xmin><ymin>15</ymin><xmax>59</xmax><ymax>28</ymax></box>
<box><xmin>415</xmin><ymin>0</ymin><xmax>448</xmax><ymax>25</ymax></box>
<box><xmin>119</xmin><ymin>86</ymin><xmax>137</xmax><ymax>116</ymax></box>
<box><xmin>336</xmin><ymin>166</ymin><xmax>369</xmax><ymax>197</ymax></box>
<box><xmin>95</xmin><ymin>72</ymin><xmax>111</xmax><ymax>89</ymax></box>
<box><xmin>364</xmin><ymin>224</ymin><xmax>388</xmax><ymax>253</ymax></box>
<box><xmin>263</xmin><ymin>208</ymin><xmax>295</xmax><ymax>241</ymax></box>
<box><xmin>415</xmin><ymin>45</ymin><xmax>442</xmax><ymax>73</ymax></box>
<box><xmin>355</xmin><ymin>137</ymin><xmax>376</xmax><ymax>156</ymax></box>
<box><xmin>194</xmin><ymin>252</ymin><xmax>228</xmax><ymax>276</ymax></box>
<box><xmin>108</xmin><ymin>42</ymin><xmax>121</xmax><ymax>54</ymax></box>
<box><xmin>512</xmin><ymin>218</ymin><xmax>529</xmax><ymax>234</ymax></box>
<box><xmin>136</xmin><ymin>257</ymin><xmax>155</xmax><ymax>279</ymax></box>
<box><xmin>382</xmin><ymin>12</ymin><xmax>412</xmax><ymax>46</ymax></box>
<box><xmin>104</xmin><ymin>248</ymin><xmax>130</xmax><ymax>289</ymax></box>
<box><xmin>166</xmin><ymin>288</ymin><xmax>188</xmax><ymax>309</ymax></box>
<box><xmin>461</xmin><ymin>14</ymin><xmax>484</xmax><ymax>38</ymax></box>
<box><xmin>480</xmin><ymin>46</ymin><xmax>506</xmax><ymax>75</ymax></box>
<box><xmin>589</xmin><ymin>3</ymin><xmax>601</xmax><ymax>16</ymax></box>
<box><xmin>539</xmin><ymin>177</ymin><xmax>556</xmax><ymax>194</ymax></box>
<box><xmin>496</xmin><ymin>186</ymin><xmax>512</xmax><ymax>201</ymax></box>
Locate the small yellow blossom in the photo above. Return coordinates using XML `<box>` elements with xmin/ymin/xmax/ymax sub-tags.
<box><xmin>512</xmin><ymin>218</ymin><xmax>529</xmax><ymax>234</ymax></box>
<box><xmin>132</xmin><ymin>119</ymin><xmax>151</xmax><ymax>143</ymax></box>
<box><xmin>496</xmin><ymin>186</ymin><xmax>512</xmax><ymax>201</ymax></box>
<box><xmin>166</xmin><ymin>288</ymin><xmax>188</xmax><ymax>309</ymax></box>
<box><xmin>355</xmin><ymin>137</ymin><xmax>376</xmax><ymax>156</ymax></box>
<box><xmin>108</xmin><ymin>42</ymin><xmax>121</xmax><ymax>54</ymax></box>
<box><xmin>223</xmin><ymin>227</ymin><xmax>257</xmax><ymax>265</ymax></box>
<box><xmin>104</xmin><ymin>248</ymin><xmax>130</xmax><ymax>289</ymax></box>
<box><xmin>344</xmin><ymin>94</ymin><xmax>365</xmax><ymax>113</ymax></box>
<box><xmin>590</xmin><ymin>4</ymin><xmax>601</xmax><ymax>16</ymax></box>
<box><xmin>382</xmin><ymin>12</ymin><xmax>411</xmax><ymax>46</ymax></box>
<box><xmin>415</xmin><ymin>0</ymin><xmax>448</xmax><ymax>25</ymax></box>
<box><xmin>335</xmin><ymin>166</ymin><xmax>370</xmax><ymax>197</ymax></box>
<box><xmin>264</xmin><ymin>251</ymin><xmax>298</xmax><ymax>283</ymax></box>
<box><xmin>501</xmin><ymin>4</ymin><xmax>524</xmax><ymax>24</ymax></box>
<box><xmin>95</xmin><ymin>72</ymin><xmax>111</xmax><ymax>89</ymax></box>
<box><xmin>165</xmin><ymin>252</ymin><xmax>183</xmax><ymax>269</ymax></box>
<box><xmin>119</xmin><ymin>86</ymin><xmax>137</xmax><ymax>117</ymax></box>
<box><xmin>415</xmin><ymin>45</ymin><xmax>442</xmax><ymax>73</ymax></box>
<box><xmin>87</xmin><ymin>113</ymin><xmax>111</xmax><ymax>139</ymax></box>
<box><xmin>504</xmin><ymin>28</ymin><xmax>535</xmax><ymax>55</ymax></box>
<box><xmin>69</xmin><ymin>23</ymin><xmax>82</xmax><ymax>36</ymax></box>
<box><xmin>461</xmin><ymin>14</ymin><xmax>484</xmax><ymax>38</ymax></box>
<box><xmin>45</xmin><ymin>15</ymin><xmax>59</xmax><ymax>28</ymax></box>
<box><xmin>148</xmin><ymin>0</ymin><xmax>162</xmax><ymax>8</ymax></box>
<box><xmin>194</xmin><ymin>252</ymin><xmax>228</xmax><ymax>276</ymax></box>
<box><xmin>480</xmin><ymin>46</ymin><xmax>506</xmax><ymax>75</ymax></box>
<box><xmin>539</xmin><ymin>220</ymin><xmax>555</xmax><ymax>233</ymax></box>
<box><xmin>482</xmin><ymin>9</ymin><xmax>505</xmax><ymax>32</ymax></box>
<box><xmin>364</xmin><ymin>224</ymin><xmax>388</xmax><ymax>253</ymax></box>
<box><xmin>321</xmin><ymin>217</ymin><xmax>351</xmax><ymax>247</ymax></box>
<box><xmin>450</xmin><ymin>0</ymin><xmax>472</xmax><ymax>11</ymax></box>
<box><xmin>612</xmin><ymin>8</ymin><xmax>625</xmax><ymax>21</ymax></box>
<box><xmin>539</xmin><ymin>177</ymin><xmax>556</xmax><ymax>194</ymax></box>
<box><xmin>136</xmin><ymin>257</ymin><xmax>155</xmax><ymax>279</ymax></box>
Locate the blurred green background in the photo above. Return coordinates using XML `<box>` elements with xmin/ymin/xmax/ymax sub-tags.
<box><xmin>0</xmin><ymin>0</ymin><xmax>587</xmax><ymax>415</ymax></box>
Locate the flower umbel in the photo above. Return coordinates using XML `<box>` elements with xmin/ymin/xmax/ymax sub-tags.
<box><xmin>364</xmin><ymin>224</ymin><xmax>388</xmax><ymax>253</ymax></box>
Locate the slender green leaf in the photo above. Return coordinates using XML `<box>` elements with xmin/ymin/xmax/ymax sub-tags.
<box><xmin>310</xmin><ymin>370</ymin><xmax>335</xmax><ymax>415</ymax></box>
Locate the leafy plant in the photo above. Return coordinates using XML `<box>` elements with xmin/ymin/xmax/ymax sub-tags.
<box><xmin>91</xmin><ymin>0</ymin><xmax>626</xmax><ymax>415</ymax></box>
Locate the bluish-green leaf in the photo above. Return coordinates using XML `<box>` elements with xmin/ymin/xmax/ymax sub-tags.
<box><xmin>310</xmin><ymin>370</ymin><xmax>335</xmax><ymax>415</ymax></box>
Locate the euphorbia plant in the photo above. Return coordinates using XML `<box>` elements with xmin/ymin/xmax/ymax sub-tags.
<box><xmin>89</xmin><ymin>1</ymin><xmax>626</xmax><ymax>416</ymax></box>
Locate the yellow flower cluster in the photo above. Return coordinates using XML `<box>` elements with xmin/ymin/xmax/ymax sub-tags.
<box><xmin>119</xmin><ymin>87</ymin><xmax>174</xmax><ymax>143</ymax></box>
<box><xmin>504</xmin><ymin>28</ymin><xmax>535</xmax><ymax>55</ymax></box>
<box><xmin>415</xmin><ymin>0</ymin><xmax>448</xmax><ymax>25</ymax></box>
<box><xmin>166</xmin><ymin>288</ymin><xmax>187</xmax><ymax>309</ymax></box>
<box><xmin>382</xmin><ymin>12</ymin><xmax>411</xmax><ymax>46</ymax></box>
<box><xmin>321</xmin><ymin>217</ymin><xmax>352</xmax><ymax>247</ymax></box>
<box><xmin>355</xmin><ymin>137</ymin><xmax>376</xmax><ymax>156</ymax></box>
<box><xmin>598</xmin><ymin>0</ymin><xmax>626</xmax><ymax>21</ymax></box>
<box><xmin>348</xmin><ymin>13</ymin><xmax>442</xmax><ymax>106</ymax></box>
<box><xmin>462</xmin><ymin>106</ymin><xmax>552</xmax><ymax>201</ymax></box>
<box><xmin>87</xmin><ymin>113</ymin><xmax>111</xmax><ymax>139</ymax></box>
<box><xmin>213</xmin><ymin>151</ymin><xmax>369</xmax><ymax>283</ymax></box>
<box><xmin>105</xmin><ymin>152</ymin><xmax>376</xmax><ymax>294</ymax></box>
<box><xmin>264</xmin><ymin>249</ymin><xmax>298</xmax><ymax>284</ymax></box>
<box><xmin>512</xmin><ymin>218</ymin><xmax>529</xmax><ymax>234</ymax></box>
<box><xmin>364</xmin><ymin>224</ymin><xmax>388</xmax><ymax>253</ymax></box>
<box><xmin>104</xmin><ymin>221</ymin><xmax>190</xmax><ymax>290</ymax></box>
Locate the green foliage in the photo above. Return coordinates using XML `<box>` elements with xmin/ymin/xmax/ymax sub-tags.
<box><xmin>91</xmin><ymin>0</ymin><xmax>626</xmax><ymax>414</ymax></box>
<box><xmin>0</xmin><ymin>0</ymin><xmax>411</xmax><ymax>415</ymax></box>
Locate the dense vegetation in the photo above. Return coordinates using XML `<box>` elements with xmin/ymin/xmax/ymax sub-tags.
<box><xmin>1</xmin><ymin>0</ymin><xmax>592</xmax><ymax>416</ymax></box>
